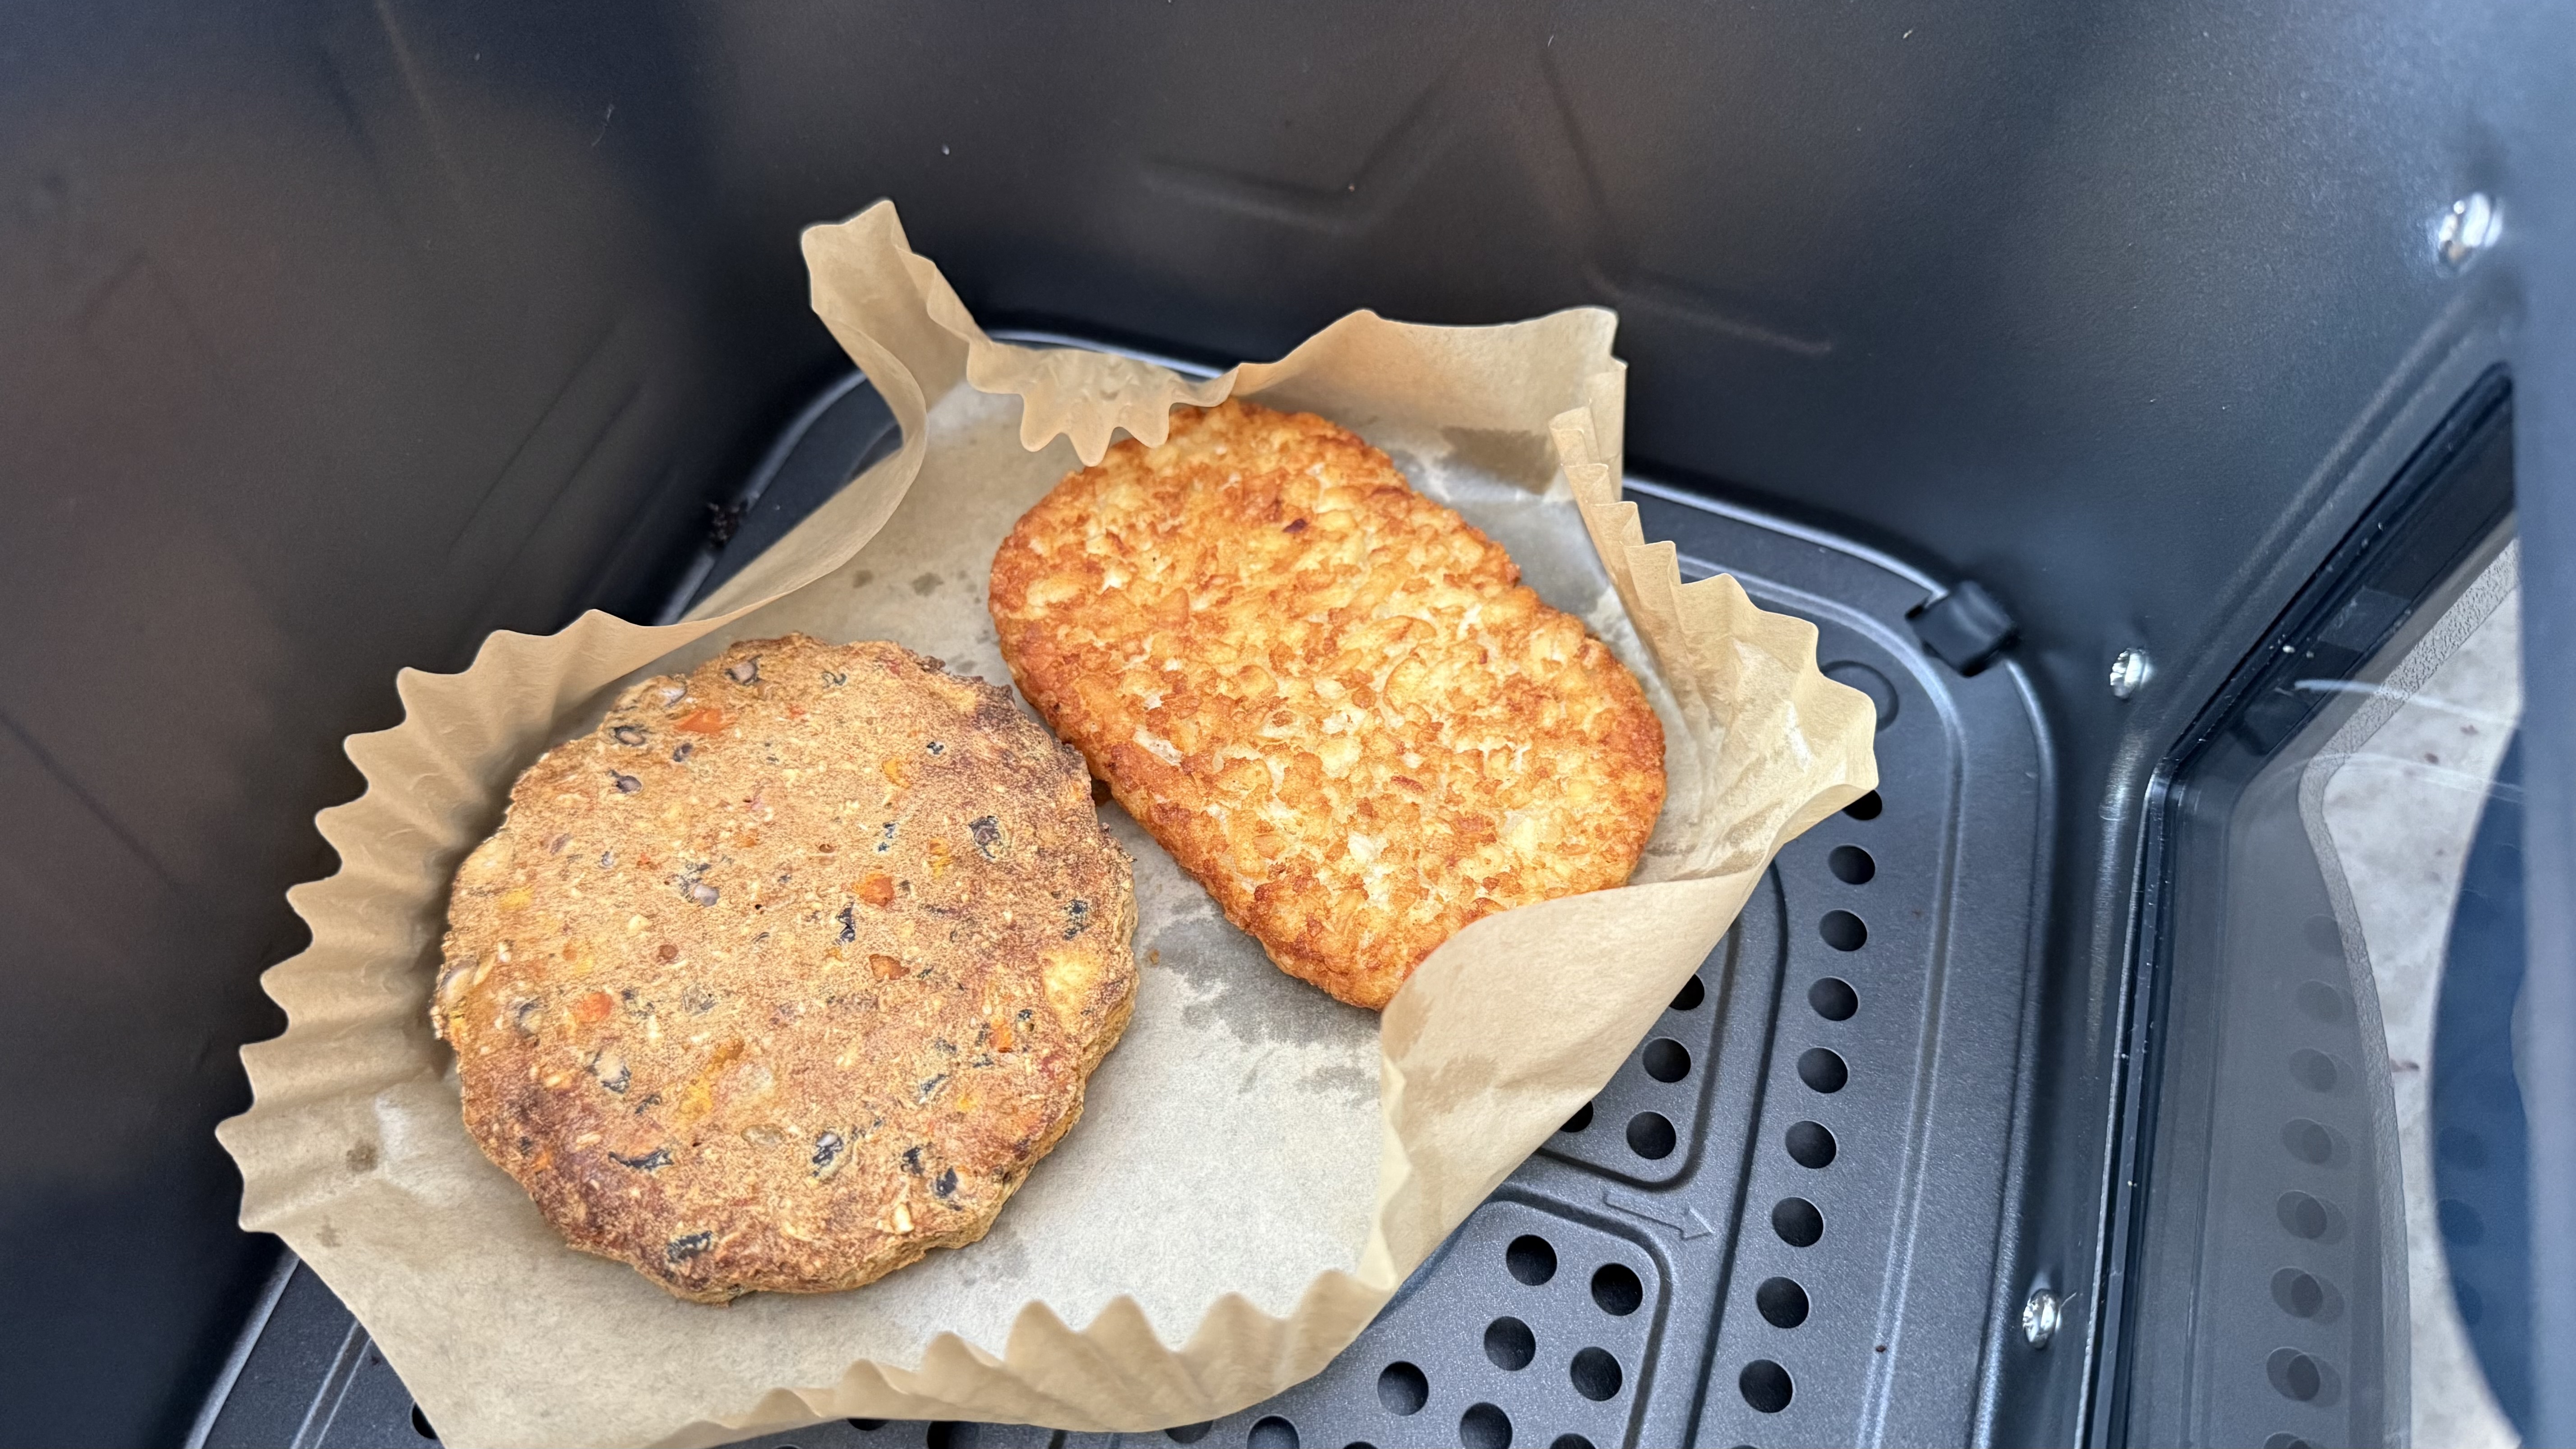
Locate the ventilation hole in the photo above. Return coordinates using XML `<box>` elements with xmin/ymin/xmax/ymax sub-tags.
<box><xmin>2439</xmin><ymin>1125</ymin><xmax>2489</xmax><ymax>1168</ymax></box>
<box><xmin>1506</xmin><ymin>1234</ymin><xmax>1558</xmax><ymax>1285</ymax></box>
<box><xmin>1820</xmin><ymin>911</ymin><xmax>1868</xmax><ymax>951</ymax></box>
<box><xmin>1561</xmin><ymin>1101</ymin><xmax>1594</xmax><ymax>1134</ymax></box>
<box><xmin>2302</xmin><ymin>913</ymin><xmax>2343</xmax><ymax>955</ymax></box>
<box><xmin>411</xmin><ymin>1404</ymin><xmax>437</xmax><ymax>1440</ymax></box>
<box><xmin>1809</xmin><ymin>977</ymin><xmax>1859</xmax><ymax>1021</ymax></box>
<box><xmin>1829</xmin><ymin>845</ymin><xmax>1877</xmax><ymax>884</ymax></box>
<box><xmin>925</xmin><ymin>1425</ymin><xmax>969</xmax><ymax>1449</ymax></box>
<box><xmin>1843</xmin><ymin>791</ymin><xmax>1883</xmax><ymax>820</ymax></box>
<box><xmin>2282</xmin><ymin>1118</ymin><xmax>2334</xmax><ymax>1164</ymax></box>
<box><xmin>1771</xmin><ymin>1196</ymin><xmax>1824</xmax><ymax>1247</ymax></box>
<box><xmin>1376</xmin><ymin>1361</ymin><xmax>1429</xmax><ymax>1416</ymax></box>
<box><xmin>2267</xmin><ymin>1348</ymin><xmax>2325</xmax><ymax>1402</ymax></box>
<box><xmin>1785</xmin><ymin>1120</ymin><xmax>1837</xmax><ymax>1168</ymax></box>
<box><xmin>1591</xmin><ymin>1261</ymin><xmax>1644</xmax><ymax>1316</ymax></box>
<box><xmin>1551</xmin><ymin>1438</ymin><xmax>1597</xmax><ymax>1449</ymax></box>
<box><xmin>1247</xmin><ymin>1415</ymin><xmax>1299</xmax><ymax>1449</ymax></box>
<box><xmin>2289</xmin><ymin>1048</ymin><xmax>2339</xmax><ymax>1092</ymax></box>
<box><xmin>1346</xmin><ymin>1444</ymin><xmax>1379</xmax><ymax>1449</ymax></box>
<box><xmin>1643</xmin><ymin>1038</ymin><xmax>1693</xmax><ymax>1082</ymax></box>
<box><xmin>2272</xmin><ymin>1268</ymin><xmax>2326</xmax><ymax>1319</ymax></box>
<box><xmin>1570</xmin><ymin>1347</ymin><xmax>1624</xmax><ymax>1402</ymax></box>
<box><xmin>1627</xmin><ymin>1111</ymin><xmax>1678</xmax><ymax>1159</ymax></box>
<box><xmin>1672</xmin><ymin>975</ymin><xmax>1707</xmax><ymax>1011</ymax></box>
<box><xmin>847</xmin><ymin>1422</ymin><xmax>885</xmax><ymax>1434</ymax></box>
<box><xmin>1459</xmin><ymin>1401</ymin><xmax>1513</xmax><ymax>1449</ymax></box>
<box><xmin>2277</xmin><ymin>1191</ymin><xmax>2331</xmax><ymax>1240</ymax></box>
<box><xmin>2294</xmin><ymin>980</ymin><xmax>2348</xmax><ymax>1023</ymax></box>
<box><xmin>1163</xmin><ymin>1425</ymin><xmax>1211</xmax><ymax>1444</ymax></box>
<box><xmin>1740</xmin><ymin>1359</ymin><xmax>1795</xmax><ymax>1413</ymax></box>
<box><xmin>1755</xmin><ymin>1276</ymin><xmax>1811</xmax><ymax>1328</ymax></box>
<box><xmin>2440</xmin><ymin>1198</ymin><xmax>2486</xmax><ymax>1245</ymax></box>
<box><xmin>2266</xmin><ymin>1435</ymin><xmax>2315</xmax><ymax>1449</ymax></box>
<box><xmin>1797</xmin><ymin>1047</ymin><xmax>1849</xmax><ymax>1093</ymax></box>
<box><xmin>2458</xmin><ymin>1281</ymin><xmax>2485</xmax><ymax>1325</ymax></box>
<box><xmin>1484</xmin><ymin>1316</ymin><xmax>1537</xmax><ymax>1371</ymax></box>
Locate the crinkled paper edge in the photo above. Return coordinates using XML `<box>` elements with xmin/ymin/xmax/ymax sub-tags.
<box><xmin>217</xmin><ymin>200</ymin><xmax>1878</xmax><ymax>1447</ymax></box>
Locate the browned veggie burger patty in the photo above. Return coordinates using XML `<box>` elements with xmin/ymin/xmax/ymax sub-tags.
<box><xmin>434</xmin><ymin>635</ymin><xmax>1135</xmax><ymax>1302</ymax></box>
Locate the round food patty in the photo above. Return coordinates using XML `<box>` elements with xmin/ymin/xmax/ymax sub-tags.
<box><xmin>989</xmin><ymin>399</ymin><xmax>1664</xmax><ymax>1010</ymax></box>
<box><xmin>433</xmin><ymin>635</ymin><xmax>1135</xmax><ymax>1302</ymax></box>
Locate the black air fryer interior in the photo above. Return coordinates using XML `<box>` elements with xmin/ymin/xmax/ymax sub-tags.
<box><xmin>199</xmin><ymin>363</ymin><xmax>2052</xmax><ymax>1449</ymax></box>
<box><xmin>5</xmin><ymin>4</ymin><xmax>2574</xmax><ymax>1447</ymax></box>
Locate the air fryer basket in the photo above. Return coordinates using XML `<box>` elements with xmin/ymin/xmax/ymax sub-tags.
<box><xmin>7</xmin><ymin>4</ymin><xmax>2575</xmax><ymax>1446</ymax></box>
<box><xmin>193</xmin><ymin>365</ymin><xmax>2050</xmax><ymax>1448</ymax></box>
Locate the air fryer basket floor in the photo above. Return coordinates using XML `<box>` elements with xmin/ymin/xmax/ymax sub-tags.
<box><xmin>194</xmin><ymin>373</ymin><xmax>2051</xmax><ymax>1449</ymax></box>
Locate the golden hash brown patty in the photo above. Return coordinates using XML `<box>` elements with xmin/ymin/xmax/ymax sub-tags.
<box><xmin>989</xmin><ymin>400</ymin><xmax>1664</xmax><ymax>1010</ymax></box>
<box><xmin>433</xmin><ymin>635</ymin><xmax>1135</xmax><ymax>1302</ymax></box>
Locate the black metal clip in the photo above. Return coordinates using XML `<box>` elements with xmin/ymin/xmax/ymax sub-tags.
<box><xmin>1907</xmin><ymin>580</ymin><xmax>2018</xmax><ymax>676</ymax></box>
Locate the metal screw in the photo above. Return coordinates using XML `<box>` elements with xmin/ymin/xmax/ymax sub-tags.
<box><xmin>2435</xmin><ymin>192</ymin><xmax>2502</xmax><ymax>270</ymax></box>
<box><xmin>2022</xmin><ymin>1287</ymin><xmax>2063</xmax><ymax>1349</ymax></box>
<box><xmin>2109</xmin><ymin>648</ymin><xmax>2153</xmax><ymax>700</ymax></box>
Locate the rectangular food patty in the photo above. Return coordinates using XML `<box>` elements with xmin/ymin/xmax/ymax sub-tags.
<box><xmin>989</xmin><ymin>400</ymin><xmax>1664</xmax><ymax>1009</ymax></box>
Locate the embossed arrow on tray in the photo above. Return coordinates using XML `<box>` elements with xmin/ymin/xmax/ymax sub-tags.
<box><xmin>1602</xmin><ymin>1188</ymin><xmax>1716</xmax><ymax>1239</ymax></box>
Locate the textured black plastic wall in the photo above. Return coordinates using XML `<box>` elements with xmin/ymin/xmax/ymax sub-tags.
<box><xmin>2</xmin><ymin>2</ymin><xmax>2569</xmax><ymax>1445</ymax></box>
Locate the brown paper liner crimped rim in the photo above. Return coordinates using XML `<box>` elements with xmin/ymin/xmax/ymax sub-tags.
<box><xmin>217</xmin><ymin>200</ymin><xmax>1877</xmax><ymax>1449</ymax></box>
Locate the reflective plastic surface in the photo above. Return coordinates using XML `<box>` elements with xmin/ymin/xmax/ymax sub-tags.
<box><xmin>2118</xmin><ymin>382</ymin><xmax>2524</xmax><ymax>1447</ymax></box>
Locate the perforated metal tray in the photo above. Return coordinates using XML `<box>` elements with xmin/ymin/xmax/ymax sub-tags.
<box><xmin>193</xmin><ymin>373</ymin><xmax>2052</xmax><ymax>1449</ymax></box>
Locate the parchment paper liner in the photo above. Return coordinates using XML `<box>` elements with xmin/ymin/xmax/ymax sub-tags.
<box><xmin>218</xmin><ymin>201</ymin><xmax>1877</xmax><ymax>1448</ymax></box>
